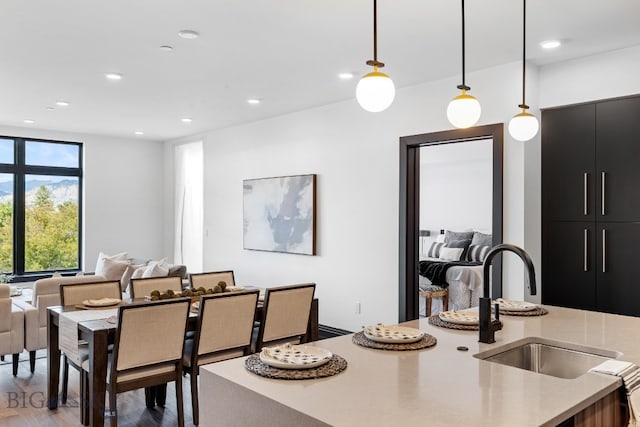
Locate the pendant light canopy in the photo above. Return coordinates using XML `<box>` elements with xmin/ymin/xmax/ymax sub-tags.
<box><xmin>447</xmin><ymin>0</ymin><xmax>481</xmax><ymax>128</ymax></box>
<box><xmin>508</xmin><ymin>0</ymin><xmax>539</xmax><ymax>141</ymax></box>
<box><xmin>356</xmin><ymin>0</ymin><xmax>395</xmax><ymax>112</ymax></box>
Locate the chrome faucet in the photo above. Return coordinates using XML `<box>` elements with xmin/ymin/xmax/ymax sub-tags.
<box><xmin>479</xmin><ymin>244</ymin><xmax>537</xmax><ymax>344</ymax></box>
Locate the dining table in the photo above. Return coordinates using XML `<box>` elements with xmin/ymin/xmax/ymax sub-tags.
<box><xmin>46</xmin><ymin>292</ymin><xmax>319</xmax><ymax>427</ymax></box>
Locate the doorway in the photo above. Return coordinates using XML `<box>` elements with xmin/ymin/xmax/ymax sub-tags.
<box><xmin>398</xmin><ymin>124</ymin><xmax>504</xmax><ymax>322</ymax></box>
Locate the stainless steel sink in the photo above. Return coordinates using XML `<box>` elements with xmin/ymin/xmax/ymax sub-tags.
<box><xmin>474</xmin><ymin>337</ymin><xmax>622</xmax><ymax>379</ymax></box>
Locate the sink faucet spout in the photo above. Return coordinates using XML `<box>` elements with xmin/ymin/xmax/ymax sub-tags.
<box><xmin>479</xmin><ymin>244</ymin><xmax>537</xmax><ymax>344</ymax></box>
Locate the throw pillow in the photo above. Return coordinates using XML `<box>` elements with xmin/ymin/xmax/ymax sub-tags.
<box><xmin>439</xmin><ymin>247</ymin><xmax>464</xmax><ymax>261</ymax></box>
<box><xmin>99</xmin><ymin>257</ymin><xmax>130</xmax><ymax>281</ymax></box>
<box><xmin>467</xmin><ymin>244</ymin><xmax>490</xmax><ymax>263</ymax></box>
<box><xmin>445</xmin><ymin>239</ymin><xmax>472</xmax><ymax>260</ymax></box>
<box><xmin>444</xmin><ymin>230</ymin><xmax>474</xmax><ymax>244</ymax></box>
<box><xmin>435</xmin><ymin>233</ymin><xmax>446</xmax><ymax>243</ymax></box>
<box><xmin>471</xmin><ymin>231</ymin><xmax>492</xmax><ymax>247</ymax></box>
<box><xmin>120</xmin><ymin>263</ymin><xmax>146</xmax><ymax>292</ymax></box>
<box><xmin>95</xmin><ymin>251</ymin><xmax>128</xmax><ymax>276</ymax></box>
<box><xmin>142</xmin><ymin>259</ymin><xmax>170</xmax><ymax>278</ymax></box>
<box><xmin>427</xmin><ymin>242</ymin><xmax>444</xmax><ymax>258</ymax></box>
<box><xmin>130</xmin><ymin>265</ymin><xmax>147</xmax><ymax>280</ymax></box>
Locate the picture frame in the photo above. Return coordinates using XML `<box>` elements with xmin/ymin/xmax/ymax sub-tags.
<box><xmin>242</xmin><ymin>174</ymin><xmax>316</xmax><ymax>255</ymax></box>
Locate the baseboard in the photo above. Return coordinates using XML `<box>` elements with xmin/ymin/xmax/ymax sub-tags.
<box><xmin>318</xmin><ymin>324</ymin><xmax>352</xmax><ymax>340</ymax></box>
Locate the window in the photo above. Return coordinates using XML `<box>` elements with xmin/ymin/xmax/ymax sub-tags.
<box><xmin>0</xmin><ymin>137</ymin><xmax>82</xmax><ymax>277</ymax></box>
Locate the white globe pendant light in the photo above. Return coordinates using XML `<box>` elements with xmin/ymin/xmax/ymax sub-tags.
<box><xmin>508</xmin><ymin>0</ymin><xmax>539</xmax><ymax>142</ymax></box>
<box><xmin>356</xmin><ymin>0</ymin><xmax>395</xmax><ymax>113</ymax></box>
<box><xmin>357</xmin><ymin>68</ymin><xmax>395</xmax><ymax>112</ymax></box>
<box><xmin>447</xmin><ymin>0</ymin><xmax>481</xmax><ymax>128</ymax></box>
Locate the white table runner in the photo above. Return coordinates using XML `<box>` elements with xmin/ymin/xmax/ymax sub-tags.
<box><xmin>59</xmin><ymin>309</ymin><xmax>118</xmax><ymax>365</ymax></box>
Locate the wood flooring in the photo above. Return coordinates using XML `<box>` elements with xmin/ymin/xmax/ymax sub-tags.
<box><xmin>0</xmin><ymin>351</ymin><xmax>195</xmax><ymax>426</ymax></box>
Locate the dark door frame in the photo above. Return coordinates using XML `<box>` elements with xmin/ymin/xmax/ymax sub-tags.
<box><xmin>398</xmin><ymin>123</ymin><xmax>504</xmax><ymax>322</ymax></box>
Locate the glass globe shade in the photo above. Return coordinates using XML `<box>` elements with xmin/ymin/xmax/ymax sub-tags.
<box><xmin>508</xmin><ymin>110</ymin><xmax>540</xmax><ymax>141</ymax></box>
<box><xmin>447</xmin><ymin>91</ymin><xmax>481</xmax><ymax>128</ymax></box>
<box><xmin>356</xmin><ymin>70</ymin><xmax>395</xmax><ymax>112</ymax></box>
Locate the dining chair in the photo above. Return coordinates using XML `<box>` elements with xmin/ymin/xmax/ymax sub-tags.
<box><xmin>83</xmin><ymin>298</ymin><xmax>190</xmax><ymax>427</ymax></box>
<box><xmin>189</xmin><ymin>270</ymin><xmax>235</xmax><ymax>290</ymax></box>
<box><xmin>183</xmin><ymin>289</ymin><xmax>259</xmax><ymax>425</ymax></box>
<box><xmin>253</xmin><ymin>283</ymin><xmax>316</xmax><ymax>353</ymax></box>
<box><xmin>12</xmin><ymin>274</ymin><xmax>108</xmax><ymax>373</ymax></box>
<box><xmin>58</xmin><ymin>279</ymin><xmax>122</xmax><ymax>421</ymax></box>
<box><xmin>0</xmin><ymin>284</ymin><xmax>24</xmax><ymax>376</ymax></box>
<box><xmin>130</xmin><ymin>276</ymin><xmax>183</xmax><ymax>299</ymax></box>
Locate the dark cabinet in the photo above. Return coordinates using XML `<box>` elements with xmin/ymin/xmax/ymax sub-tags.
<box><xmin>542</xmin><ymin>95</ymin><xmax>640</xmax><ymax>316</ymax></box>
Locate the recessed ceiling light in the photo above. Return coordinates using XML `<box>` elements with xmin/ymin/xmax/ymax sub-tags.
<box><xmin>135</xmin><ymin>131</ymin><xmax>144</xmax><ymax>135</ymax></box>
<box><xmin>247</xmin><ymin>99</ymin><xmax>261</xmax><ymax>105</ymax></box>
<box><xmin>540</xmin><ymin>40</ymin><xmax>561</xmax><ymax>49</ymax></box>
<box><xmin>105</xmin><ymin>73</ymin><xmax>123</xmax><ymax>81</ymax></box>
<box><xmin>181</xmin><ymin>118</ymin><xmax>193</xmax><ymax>123</ymax></box>
<box><xmin>178</xmin><ymin>30</ymin><xmax>199</xmax><ymax>39</ymax></box>
<box><xmin>338</xmin><ymin>72</ymin><xmax>354</xmax><ymax>80</ymax></box>
<box><xmin>47</xmin><ymin>107</ymin><xmax>55</xmax><ymax>111</ymax></box>
<box><xmin>23</xmin><ymin>119</ymin><xmax>35</xmax><ymax>124</ymax></box>
<box><xmin>55</xmin><ymin>101</ymin><xmax>70</xmax><ymax>107</ymax></box>
<box><xmin>159</xmin><ymin>45</ymin><xmax>173</xmax><ymax>52</ymax></box>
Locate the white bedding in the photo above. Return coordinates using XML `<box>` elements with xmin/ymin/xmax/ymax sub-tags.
<box><xmin>418</xmin><ymin>258</ymin><xmax>484</xmax><ymax>316</ymax></box>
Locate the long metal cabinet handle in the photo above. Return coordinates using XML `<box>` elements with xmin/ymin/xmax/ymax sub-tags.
<box><xmin>584</xmin><ymin>229</ymin><xmax>588</xmax><ymax>272</ymax></box>
<box><xmin>601</xmin><ymin>171</ymin><xmax>606</xmax><ymax>216</ymax></box>
<box><xmin>584</xmin><ymin>173</ymin><xmax>588</xmax><ymax>215</ymax></box>
<box><xmin>602</xmin><ymin>229</ymin><xmax>606</xmax><ymax>273</ymax></box>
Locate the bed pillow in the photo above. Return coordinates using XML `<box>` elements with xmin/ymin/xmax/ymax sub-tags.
<box><xmin>445</xmin><ymin>230</ymin><xmax>474</xmax><ymax>244</ymax></box>
<box><xmin>445</xmin><ymin>239</ymin><xmax>472</xmax><ymax>260</ymax></box>
<box><xmin>467</xmin><ymin>244</ymin><xmax>490</xmax><ymax>263</ymax></box>
<box><xmin>471</xmin><ymin>232</ymin><xmax>492</xmax><ymax>247</ymax></box>
<box><xmin>439</xmin><ymin>247</ymin><xmax>464</xmax><ymax>261</ymax></box>
<box><xmin>435</xmin><ymin>234</ymin><xmax>446</xmax><ymax>243</ymax></box>
<box><xmin>427</xmin><ymin>242</ymin><xmax>445</xmax><ymax>258</ymax></box>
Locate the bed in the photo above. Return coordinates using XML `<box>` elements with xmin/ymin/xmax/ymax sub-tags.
<box><xmin>417</xmin><ymin>229</ymin><xmax>491</xmax><ymax>316</ymax></box>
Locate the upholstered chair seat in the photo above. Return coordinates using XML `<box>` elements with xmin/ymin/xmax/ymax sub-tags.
<box><xmin>0</xmin><ymin>285</ymin><xmax>25</xmax><ymax>376</ymax></box>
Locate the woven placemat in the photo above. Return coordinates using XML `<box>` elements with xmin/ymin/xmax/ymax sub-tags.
<box><xmin>245</xmin><ymin>354</ymin><xmax>347</xmax><ymax>380</ymax></box>
<box><xmin>427</xmin><ymin>316</ymin><xmax>503</xmax><ymax>331</ymax></box>
<box><xmin>352</xmin><ymin>331</ymin><xmax>437</xmax><ymax>351</ymax></box>
<box><xmin>500</xmin><ymin>306</ymin><xmax>549</xmax><ymax>316</ymax></box>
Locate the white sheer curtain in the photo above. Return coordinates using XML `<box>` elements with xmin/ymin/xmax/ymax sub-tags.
<box><xmin>174</xmin><ymin>142</ymin><xmax>203</xmax><ymax>272</ymax></box>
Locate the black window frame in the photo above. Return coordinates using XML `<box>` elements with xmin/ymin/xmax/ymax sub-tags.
<box><xmin>0</xmin><ymin>136</ymin><xmax>83</xmax><ymax>281</ymax></box>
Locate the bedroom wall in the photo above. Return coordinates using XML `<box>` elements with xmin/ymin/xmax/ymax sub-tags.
<box><xmin>165</xmin><ymin>60</ymin><xmax>534</xmax><ymax>331</ymax></box>
<box><xmin>0</xmin><ymin>125</ymin><xmax>166</xmax><ymax>271</ymax></box>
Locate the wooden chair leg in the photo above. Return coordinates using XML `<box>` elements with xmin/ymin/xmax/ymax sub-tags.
<box><xmin>443</xmin><ymin>292</ymin><xmax>449</xmax><ymax>312</ymax></box>
<box><xmin>81</xmin><ymin>371</ymin><xmax>89</xmax><ymax>426</ymax></box>
<box><xmin>61</xmin><ymin>356</ymin><xmax>69</xmax><ymax>404</ymax></box>
<box><xmin>29</xmin><ymin>351</ymin><xmax>36</xmax><ymax>373</ymax></box>
<box><xmin>425</xmin><ymin>296</ymin><xmax>432</xmax><ymax>317</ymax></box>
<box><xmin>109</xmin><ymin>388</ymin><xmax>118</xmax><ymax>427</ymax></box>
<box><xmin>1</xmin><ymin>355</ymin><xmax>4</xmax><ymax>361</ymax></box>
<box><xmin>191</xmin><ymin>371</ymin><xmax>199</xmax><ymax>425</ymax></box>
<box><xmin>12</xmin><ymin>353</ymin><xmax>19</xmax><ymax>376</ymax></box>
<box><xmin>176</xmin><ymin>376</ymin><xmax>185</xmax><ymax>427</ymax></box>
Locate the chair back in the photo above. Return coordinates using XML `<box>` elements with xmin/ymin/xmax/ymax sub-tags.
<box><xmin>255</xmin><ymin>283</ymin><xmax>315</xmax><ymax>351</ymax></box>
<box><xmin>191</xmin><ymin>290</ymin><xmax>259</xmax><ymax>367</ymax></box>
<box><xmin>59</xmin><ymin>280</ymin><xmax>122</xmax><ymax>307</ymax></box>
<box><xmin>112</xmin><ymin>298</ymin><xmax>190</xmax><ymax>379</ymax></box>
<box><xmin>189</xmin><ymin>271</ymin><xmax>235</xmax><ymax>290</ymax></box>
<box><xmin>130</xmin><ymin>276</ymin><xmax>183</xmax><ymax>299</ymax></box>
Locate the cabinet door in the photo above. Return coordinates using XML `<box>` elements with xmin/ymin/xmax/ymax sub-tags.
<box><xmin>542</xmin><ymin>221</ymin><xmax>596</xmax><ymax>310</ymax></box>
<box><xmin>596</xmin><ymin>222</ymin><xmax>640</xmax><ymax>317</ymax></box>
<box><xmin>596</xmin><ymin>97</ymin><xmax>640</xmax><ymax>222</ymax></box>
<box><xmin>542</xmin><ymin>104</ymin><xmax>596</xmax><ymax>221</ymax></box>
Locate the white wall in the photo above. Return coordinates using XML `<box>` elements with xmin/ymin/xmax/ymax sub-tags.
<box><xmin>0</xmin><ymin>125</ymin><xmax>166</xmax><ymax>271</ymax></box>
<box><xmin>166</xmin><ymin>61</ymin><xmax>532</xmax><ymax>331</ymax></box>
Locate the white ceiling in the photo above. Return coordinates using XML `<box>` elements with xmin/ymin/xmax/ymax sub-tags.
<box><xmin>1</xmin><ymin>0</ymin><xmax>639</xmax><ymax>141</ymax></box>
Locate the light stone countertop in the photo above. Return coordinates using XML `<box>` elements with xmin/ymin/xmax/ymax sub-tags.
<box><xmin>200</xmin><ymin>306</ymin><xmax>640</xmax><ymax>426</ymax></box>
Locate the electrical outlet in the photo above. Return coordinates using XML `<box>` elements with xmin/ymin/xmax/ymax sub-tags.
<box><xmin>355</xmin><ymin>301</ymin><xmax>361</xmax><ymax>315</ymax></box>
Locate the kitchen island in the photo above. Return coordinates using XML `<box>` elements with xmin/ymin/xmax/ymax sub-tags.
<box><xmin>199</xmin><ymin>306</ymin><xmax>638</xmax><ymax>426</ymax></box>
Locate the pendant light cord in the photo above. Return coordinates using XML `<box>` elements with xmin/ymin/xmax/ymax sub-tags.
<box><xmin>520</xmin><ymin>0</ymin><xmax>528</xmax><ymax>109</ymax></box>
<box><xmin>457</xmin><ymin>0</ymin><xmax>470</xmax><ymax>91</ymax></box>
<box><xmin>373</xmin><ymin>0</ymin><xmax>377</xmax><ymax>62</ymax></box>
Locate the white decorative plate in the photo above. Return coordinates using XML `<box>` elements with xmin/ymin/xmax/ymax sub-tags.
<box><xmin>363</xmin><ymin>324</ymin><xmax>425</xmax><ymax>344</ymax></box>
<box><xmin>225</xmin><ymin>286</ymin><xmax>245</xmax><ymax>292</ymax></box>
<box><xmin>259</xmin><ymin>344</ymin><xmax>332</xmax><ymax>369</ymax></box>
<box><xmin>191</xmin><ymin>301</ymin><xmax>200</xmax><ymax>312</ymax></box>
<box><xmin>438</xmin><ymin>310</ymin><xmax>480</xmax><ymax>325</ymax></box>
<box><xmin>83</xmin><ymin>297</ymin><xmax>121</xmax><ymax>307</ymax></box>
<box><xmin>493</xmin><ymin>298</ymin><xmax>538</xmax><ymax>312</ymax></box>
